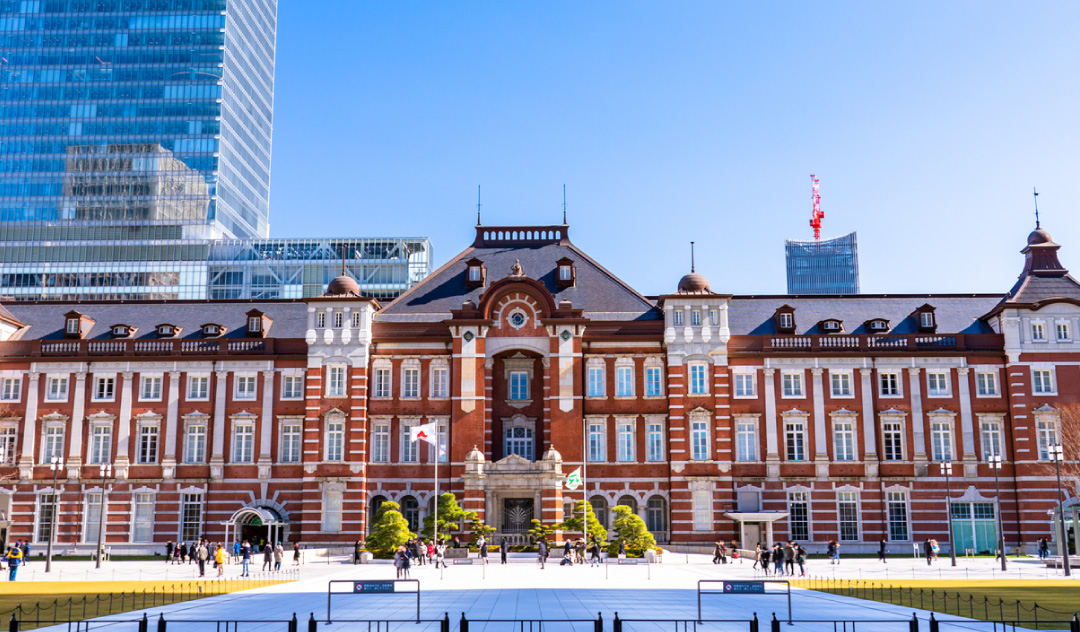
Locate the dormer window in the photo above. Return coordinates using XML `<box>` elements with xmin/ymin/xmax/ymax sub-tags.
<box><xmin>774</xmin><ymin>305</ymin><xmax>796</xmax><ymax>333</ymax></box>
<box><xmin>110</xmin><ymin>324</ymin><xmax>134</xmax><ymax>338</ymax></box>
<box><xmin>465</xmin><ymin>258</ymin><xmax>486</xmax><ymax>290</ymax></box>
<box><xmin>556</xmin><ymin>257</ymin><xmax>576</xmax><ymax>288</ymax></box>
<box><xmin>201</xmin><ymin>323</ymin><xmax>223</xmax><ymax>338</ymax></box>
<box><xmin>63</xmin><ymin>310</ymin><xmax>93</xmax><ymax>339</ymax></box>
<box><xmin>245</xmin><ymin>309</ymin><xmax>270</xmax><ymax>338</ymax></box>
<box><xmin>820</xmin><ymin>319</ymin><xmax>842</xmax><ymax>332</ymax></box>
<box><xmin>915</xmin><ymin>304</ymin><xmax>937</xmax><ymax>332</ymax></box>
<box><xmin>867</xmin><ymin>319</ymin><xmax>889</xmax><ymax>332</ymax></box>
<box><xmin>155</xmin><ymin>324</ymin><xmax>178</xmax><ymax>338</ymax></box>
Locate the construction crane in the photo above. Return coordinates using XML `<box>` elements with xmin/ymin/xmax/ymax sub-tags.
<box><xmin>809</xmin><ymin>174</ymin><xmax>823</xmax><ymax>240</ymax></box>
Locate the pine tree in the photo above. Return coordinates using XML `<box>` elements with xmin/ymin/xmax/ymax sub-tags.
<box><xmin>366</xmin><ymin>501</ymin><xmax>414</xmax><ymax>558</ymax></box>
<box><xmin>420</xmin><ymin>492</ymin><xmax>475</xmax><ymax>541</ymax></box>
<box><xmin>606</xmin><ymin>505</ymin><xmax>656</xmax><ymax>557</ymax></box>
<box><xmin>527</xmin><ymin>518</ymin><xmax>555</xmax><ymax>545</ymax></box>
<box><xmin>468</xmin><ymin>517</ymin><xmax>496</xmax><ymax>546</ymax></box>
<box><xmin>557</xmin><ymin>499</ymin><xmax>608</xmax><ymax>544</ymax></box>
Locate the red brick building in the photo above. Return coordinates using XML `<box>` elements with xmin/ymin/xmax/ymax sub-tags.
<box><xmin>0</xmin><ymin>222</ymin><xmax>1077</xmax><ymax>555</ymax></box>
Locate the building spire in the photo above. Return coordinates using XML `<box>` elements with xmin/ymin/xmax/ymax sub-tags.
<box><xmin>690</xmin><ymin>241</ymin><xmax>696</xmax><ymax>273</ymax></box>
<box><xmin>476</xmin><ymin>185</ymin><xmax>482</xmax><ymax>226</ymax></box>
<box><xmin>1033</xmin><ymin>186</ymin><xmax>1040</xmax><ymax>229</ymax></box>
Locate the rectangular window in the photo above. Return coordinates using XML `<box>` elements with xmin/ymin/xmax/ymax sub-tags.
<box><xmin>709</xmin><ymin>310</ymin><xmax>718</xmax><ymax>326</ymax></box>
<box><xmin>232</xmin><ymin>424</ymin><xmax>254</xmax><ymax>463</ymax></box>
<box><xmin>782</xmin><ymin>371</ymin><xmax>803</xmax><ymax>397</ymax></box>
<box><xmin>41</xmin><ymin>425</ymin><xmax>64</xmax><ymax>464</ymax></box>
<box><xmin>89</xmin><ymin>425</ymin><xmax>111</xmax><ymax>464</ymax></box>
<box><xmin>588</xmin><ymin>421</ymin><xmax>605</xmax><ymax>462</ymax></box>
<box><xmin>468</xmin><ymin>266</ymin><xmax>481</xmax><ymax>282</ymax></box>
<box><xmin>371</xmin><ymin>423</ymin><xmax>390</xmax><ymax>463</ymax></box>
<box><xmin>779</xmin><ymin>312</ymin><xmax>794</xmax><ymax>329</ymax></box>
<box><xmin>690</xmin><ymin>418</ymin><xmax>709</xmax><ymax>460</ymax></box>
<box><xmin>927</xmin><ymin>371</ymin><xmax>950</xmax><ymax>397</ymax></box>
<box><xmin>431</xmin><ymin>367</ymin><xmax>449</xmax><ymax>398</ymax></box>
<box><xmin>37</xmin><ymin>494</ymin><xmax>57</xmax><ymax>543</ymax></box>
<box><xmin>401</xmin><ymin>423</ymin><xmax>418</xmax><ymax>463</ymax></box>
<box><xmin>326</xmin><ymin>420</ymin><xmax>344</xmax><ymax>462</ymax></box>
<box><xmin>373</xmin><ymin>368</ymin><xmax>391</xmax><ymax>398</ymax></box>
<box><xmin>333</xmin><ymin>312</ymin><xmax>344</xmax><ymax>328</ymax></box>
<box><xmin>184</xmin><ymin>424</ymin><xmax>206</xmax><ymax>464</ymax></box>
<box><xmin>880</xmin><ymin>372</ymin><xmax>900</xmax><ymax>396</ymax></box>
<box><xmin>428</xmin><ymin>420</ymin><xmax>449</xmax><ymax>463</ymax></box>
<box><xmin>691</xmin><ymin>310</ymin><xmax>701</xmax><ymax>326</ymax></box>
<box><xmin>282</xmin><ymin>375</ymin><xmax>304</xmax><ymax>400</ymax></box>
<box><xmin>975</xmin><ymin>371</ymin><xmax>998</xmax><ymax>396</ymax></box>
<box><xmin>402</xmin><ymin>367</ymin><xmax>420</xmax><ymax>399</ymax></box>
<box><xmin>645</xmin><ymin>366</ymin><xmax>663</xmax><ymax>397</ymax></box>
<box><xmin>0</xmin><ymin>377</ymin><xmax>19</xmax><ymax>401</ymax></box>
<box><xmin>132</xmin><ymin>493</ymin><xmax>154</xmax><ymax>542</ymax></box>
<box><xmin>833</xmin><ymin>420</ymin><xmax>856</xmax><ymax>461</ymax></box>
<box><xmin>187</xmin><ymin>375</ymin><xmax>209</xmax><ymax>401</ymax></box>
<box><xmin>646</xmin><ymin>421</ymin><xmax>664</xmax><ymax>462</ymax></box>
<box><xmin>140</xmin><ymin>375</ymin><xmax>162</xmax><ymax>401</ymax></box>
<box><xmin>94</xmin><ymin>376</ymin><xmax>114</xmax><ymax>401</ymax></box>
<box><xmin>616</xmin><ymin>420</ymin><xmax>635</xmax><ymax>462</ymax></box>
<box><xmin>234</xmin><ymin>374</ymin><xmax>257</xmax><ymax>400</ymax></box>
<box><xmin>323</xmin><ymin>491</ymin><xmax>343</xmax><ymax>532</ymax></box>
<box><xmin>931</xmin><ymin>421</ymin><xmax>953</xmax><ymax>461</ymax></box>
<box><xmin>82</xmin><ymin>493</ymin><xmax>102</xmax><ymax>543</ymax></box>
<box><xmin>326</xmin><ymin>365</ymin><xmax>346</xmax><ymax>397</ymax></box>
<box><xmin>180</xmin><ymin>493</ymin><xmax>203</xmax><ymax>542</ymax></box>
<box><xmin>1036</xmin><ymin>418</ymin><xmax>1059</xmax><ymax>460</ymax></box>
<box><xmin>788</xmin><ymin>491</ymin><xmax>809</xmax><ymax>540</ymax></box>
<box><xmin>837</xmin><ymin>491</ymin><xmax>859</xmax><ymax>541</ymax></box>
<box><xmin>689</xmin><ymin>363</ymin><xmax>708</xmax><ymax>395</ymax></box>
<box><xmin>280</xmin><ymin>423</ymin><xmax>301</xmax><ymax>463</ymax></box>
<box><xmin>587</xmin><ymin>366</ymin><xmax>605</xmax><ymax>397</ymax></box>
<box><xmin>616</xmin><ymin>366</ymin><xmax>634</xmax><ymax>397</ymax></box>
<box><xmin>831</xmin><ymin>371</ymin><xmax>852</xmax><ymax>397</ymax></box>
<box><xmin>882</xmin><ymin>421</ymin><xmax>903</xmax><ymax>461</ymax></box>
<box><xmin>736</xmin><ymin>420</ymin><xmax>758</xmax><ymax>462</ymax></box>
<box><xmin>352</xmin><ymin>311</ymin><xmax>363</xmax><ymax>328</ymax></box>
<box><xmin>674</xmin><ymin>311</ymin><xmax>683</xmax><ymax>326</ymax></box>
<box><xmin>981</xmin><ymin>419</ymin><xmax>1004</xmax><ymax>461</ymax></box>
<box><xmin>1032</xmin><ymin>369</ymin><xmax>1055</xmax><ymax>394</ymax></box>
<box><xmin>1032</xmin><ymin>322</ymin><xmax>1046</xmax><ymax>341</ymax></box>
<box><xmin>509</xmin><ymin>370</ymin><xmax>529</xmax><ymax>401</ymax></box>
<box><xmin>692</xmin><ymin>490</ymin><xmax>711</xmax><ymax>531</ymax></box>
<box><xmin>0</xmin><ymin>427</ymin><xmax>16</xmax><ymax>466</ymax></box>
<box><xmin>887</xmin><ymin>491</ymin><xmax>909</xmax><ymax>541</ymax></box>
<box><xmin>1057</xmin><ymin>322</ymin><xmax>1071</xmax><ymax>341</ymax></box>
<box><xmin>734</xmin><ymin>373</ymin><xmax>756</xmax><ymax>398</ymax></box>
<box><xmin>785</xmin><ymin>420</ymin><xmax>806</xmax><ymax>461</ymax></box>
<box><xmin>46</xmin><ymin>376</ymin><xmax>68</xmax><ymax>401</ymax></box>
<box><xmin>316</xmin><ymin>312</ymin><xmax>326</xmax><ymax>328</ymax></box>
<box><xmin>137</xmin><ymin>424</ymin><xmax>158</xmax><ymax>464</ymax></box>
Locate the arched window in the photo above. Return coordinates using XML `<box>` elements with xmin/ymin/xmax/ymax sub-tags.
<box><xmin>618</xmin><ymin>495</ymin><xmax>638</xmax><ymax>514</ymax></box>
<box><xmin>368</xmin><ymin>495</ymin><xmax>387</xmax><ymax>531</ymax></box>
<box><xmin>589</xmin><ymin>496</ymin><xmax>608</xmax><ymax>529</ymax></box>
<box><xmin>401</xmin><ymin>495</ymin><xmax>420</xmax><ymax>532</ymax></box>
<box><xmin>646</xmin><ymin>496</ymin><xmax>667</xmax><ymax>534</ymax></box>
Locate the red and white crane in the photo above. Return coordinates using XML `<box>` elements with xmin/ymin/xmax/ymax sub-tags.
<box><xmin>809</xmin><ymin>174</ymin><xmax>824</xmax><ymax>240</ymax></box>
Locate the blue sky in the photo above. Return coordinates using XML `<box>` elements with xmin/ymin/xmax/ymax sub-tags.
<box><xmin>268</xmin><ymin>2</ymin><xmax>1079</xmax><ymax>296</ymax></box>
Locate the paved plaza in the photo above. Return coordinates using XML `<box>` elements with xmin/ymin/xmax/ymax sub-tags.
<box><xmin>13</xmin><ymin>552</ymin><xmax>1076</xmax><ymax>632</ymax></box>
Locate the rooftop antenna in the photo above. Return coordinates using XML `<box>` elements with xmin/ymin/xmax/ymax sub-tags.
<box><xmin>476</xmin><ymin>185</ymin><xmax>482</xmax><ymax>226</ymax></box>
<box><xmin>340</xmin><ymin>245</ymin><xmax>347</xmax><ymax>277</ymax></box>
<box><xmin>1033</xmin><ymin>187</ymin><xmax>1040</xmax><ymax>229</ymax></box>
<box><xmin>809</xmin><ymin>174</ymin><xmax>823</xmax><ymax>240</ymax></box>
<box><xmin>562</xmin><ymin>184</ymin><xmax>567</xmax><ymax>224</ymax></box>
<box><xmin>690</xmin><ymin>241</ymin><xmax>696</xmax><ymax>273</ymax></box>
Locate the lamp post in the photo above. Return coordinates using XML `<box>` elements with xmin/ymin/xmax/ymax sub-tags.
<box><xmin>988</xmin><ymin>454</ymin><xmax>1007</xmax><ymax>571</ymax></box>
<box><xmin>940</xmin><ymin>461</ymin><xmax>957</xmax><ymax>567</ymax></box>
<box><xmin>95</xmin><ymin>463</ymin><xmax>112</xmax><ymax>570</ymax></box>
<box><xmin>44</xmin><ymin>456</ymin><xmax>63</xmax><ymax>573</ymax></box>
<box><xmin>1049</xmin><ymin>445</ymin><xmax>1071</xmax><ymax>576</ymax></box>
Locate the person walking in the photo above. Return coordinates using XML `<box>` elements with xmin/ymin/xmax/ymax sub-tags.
<box><xmin>589</xmin><ymin>538</ymin><xmax>601</xmax><ymax>566</ymax></box>
<box><xmin>760</xmin><ymin>546</ymin><xmax>771</xmax><ymax>576</ymax></box>
<box><xmin>618</xmin><ymin>540</ymin><xmax>626</xmax><ymax>560</ymax></box>
<box><xmin>712</xmin><ymin>541</ymin><xmax>724</xmax><ymax>564</ymax></box>
<box><xmin>772</xmin><ymin>544</ymin><xmax>784</xmax><ymax>576</ymax></box>
<box><xmin>196</xmin><ymin>541</ymin><xmax>208</xmax><ymax>577</ymax></box>
<box><xmin>500</xmin><ymin>540</ymin><xmax>508</xmax><ymax>565</ymax></box>
<box><xmin>923</xmin><ymin>539</ymin><xmax>934</xmax><ymax>566</ymax></box>
<box><xmin>394</xmin><ymin>546</ymin><xmax>405</xmax><ymax>579</ymax></box>
<box><xmin>400</xmin><ymin>546</ymin><xmax>411</xmax><ymax>579</ymax></box>
<box><xmin>827</xmin><ymin>540</ymin><xmax>839</xmax><ymax>565</ymax></box>
<box><xmin>274</xmin><ymin>542</ymin><xmax>284</xmax><ymax>571</ymax></box>
<box><xmin>480</xmin><ymin>538</ymin><xmax>489</xmax><ymax>565</ymax></box>
<box><xmin>753</xmin><ymin>543</ymin><xmax>763</xmax><ymax>571</ymax></box>
<box><xmin>262</xmin><ymin>541</ymin><xmax>273</xmax><ymax>571</ymax></box>
<box><xmin>293</xmin><ymin>542</ymin><xmax>301</xmax><ymax>565</ymax></box>
<box><xmin>538</xmin><ymin>539</ymin><xmax>548</xmax><ymax>569</ymax></box>
<box><xmin>784</xmin><ymin>541</ymin><xmax>795</xmax><ymax>575</ymax></box>
<box><xmin>214</xmin><ymin>544</ymin><xmax>227</xmax><ymax>577</ymax></box>
<box><xmin>435</xmin><ymin>542</ymin><xmax>446</xmax><ymax>569</ymax></box>
<box><xmin>795</xmin><ymin>544</ymin><xmax>807</xmax><ymax>577</ymax></box>
<box><xmin>166</xmin><ymin>540</ymin><xmax>175</xmax><ymax>563</ymax></box>
<box><xmin>1039</xmin><ymin>538</ymin><xmax>1049</xmax><ymax>560</ymax></box>
<box><xmin>878</xmin><ymin>539</ymin><xmax>888</xmax><ymax>563</ymax></box>
<box><xmin>6</xmin><ymin>546</ymin><xmax>21</xmax><ymax>581</ymax></box>
<box><xmin>354</xmin><ymin>540</ymin><xmax>363</xmax><ymax>565</ymax></box>
<box><xmin>240</xmin><ymin>540</ymin><xmax>252</xmax><ymax>576</ymax></box>
<box><xmin>20</xmin><ymin>542</ymin><xmax>29</xmax><ymax>565</ymax></box>
<box><xmin>179</xmin><ymin>542</ymin><xmax>189</xmax><ymax>565</ymax></box>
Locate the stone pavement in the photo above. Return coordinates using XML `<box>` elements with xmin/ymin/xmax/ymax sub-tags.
<box><xmin>23</xmin><ymin>552</ymin><xmax>1076</xmax><ymax>632</ymax></box>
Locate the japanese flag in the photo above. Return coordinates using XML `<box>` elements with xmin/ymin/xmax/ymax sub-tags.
<box><xmin>410</xmin><ymin>421</ymin><xmax>439</xmax><ymax>447</ymax></box>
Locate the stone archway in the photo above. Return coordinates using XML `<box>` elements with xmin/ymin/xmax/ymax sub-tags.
<box><xmin>226</xmin><ymin>506</ymin><xmax>288</xmax><ymax>552</ymax></box>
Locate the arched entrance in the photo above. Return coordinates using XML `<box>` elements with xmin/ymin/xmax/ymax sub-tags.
<box><xmin>226</xmin><ymin>507</ymin><xmax>287</xmax><ymax>552</ymax></box>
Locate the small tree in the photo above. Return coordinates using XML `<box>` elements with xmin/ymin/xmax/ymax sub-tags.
<box><xmin>606</xmin><ymin>505</ymin><xmax>656</xmax><ymax>557</ymax></box>
<box><xmin>557</xmin><ymin>500</ymin><xmax>608</xmax><ymax>544</ymax></box>
<box><xmin>366</xmin><ymin>501</ymin><xmax>414</xmax><ymax>558</ymax></box>
<box><xmin>527</xmin><ymin>518</ymin><xmax>555</xmax><ymax>545</ymax></box>
<box><xmin>421</xmin><ymin>492</ymin><xmax>475</xmax><ymax>541</ymax></box>
<box><xmin>468</xmin><ymin>517</ymin><xmax>496</xmax><ymax>546</ymax></box>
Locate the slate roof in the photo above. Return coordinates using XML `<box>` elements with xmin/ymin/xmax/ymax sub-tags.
<box><xmin>378</xmin><ymin>241</ymin><xmax>660</xmax><ymax>322</ymax></box>
<box><xmin>1004</xmin><ymin>274</ymin><xmax>1080</xmax><ymax>305</ymax></box>
<box><xmin>728</xmin><ymin>295</ymin><xmax>1004</xmax><ymax>335</ymax></box>
<box><xmin>2</xmin><ymin>300</ymin><xmax>309</xmax><ymax>341</ymax></box>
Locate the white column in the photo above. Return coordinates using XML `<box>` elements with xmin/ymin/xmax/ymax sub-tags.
<box><xmin>859</xmin><ymin>369</ymin><xmax>877</xmax><ymax>458</ymax></box>
<box><xmin>211</xmin><ymin>371</ymin><xmax>229</xmax><ymax>461</ymax></box>
<box><xmin>162</xmin><ymin>372</ymin><xmax>180</xmax><ymax>477</ymax></box>
<box><xmin>956</xmin><ymin>368</ymin><xmax>976</xmax><ymax>460</ymax></box>
<box><xmin>19</xmin><ymin>372</ymin><xmax>40</xmax><ymax>468</ymax></box>
<box><xmin>811</xmin><ymin>368</ymin><xmax>827</xmax><ymax>460</ymax></box>
<box><xmin>67</xmin><ymin>372</ymin><xmax>88</xmax><ymax>465</ymax></box>
<box><xmin>763</xmin><ymin>369</ymin><xmax>779</xmax><ymax>460</ymax></box>
<box><xmin>259</xmin><ymin>370</ymin><xmax>275</xmax><ymax>462</ymax></box>
<box><xmin>116</xmin><ymin>372</ymin><xmax>134</xmax><ymax>459</ymax></box>
<box><xmin>908</xmin><ymin>368</ymin><xmax>926</xmax><ymax>459</ymax></box>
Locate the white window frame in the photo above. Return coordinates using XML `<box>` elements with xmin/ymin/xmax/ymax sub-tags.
<box><xmin>131</xmin><ymin>492</ymin><xmax>155</xmax><ymax>543</ymax></box>
<box><xmin>689</xmin><ymin>414</ymin><xmax>710</xmax><ymax>461</ymax></box>
<box><xmin>0</xmin><ymin>425</ymin><xmax>16</xmax><ymax>466</ymax></box>
<box><xmin>372</xmin><ymin>364</ymin><xmax>392</xmax><ymax>399</ymax></box>
<box><xmin>616</xmin><ymin>418</ymin><xmax>635</xmax><ymax>463</ymax></box>
<box><xmin>691</xmin><ymin>310</ymin><xmax>701</xmax><ymax>326</ymax></box>
<box><xmin>352</xmin><ymin>311</ymin><xmax>363</xmax><ymax>328</ymax></box>
<box><xmin>45</xmin><ymin>374</ymin><xmax>69</xmax><ymax>402</ymax></box>
<box><xmin>644</xmin><ymin>363</ymin><xmax>664</xmax><ymax>397</ymax></box>
<box><xmin>183</xmin><ymin>420</ymin><xmax>207</xmax><ymax>464</ymax></box>
<box><xmin>881</xmin><ymin>418</ymin><xmax>905</xmax><ymax>461</ymax></box>
<box><xmin>281</xmin><ymin>374</ymin><xmax>304</xmax><ymax>400</ymax></box>
<box><xmin>830</xmin><ymin>371</ymin><xmax>853</xmax><ymax>398</ymax></box>
<box><xmin>316</xmin><ymin>312</ymin><xmax>326</xmax><ymax>328</ymax></box>
<box><xmin>41</xmin><ymin>424</ymin><xmax>64</xmax><ymax>464</ymax></box>
<box><xmin>93</xmin><ymin>374</ymin><xmax>115</xmax><ymax>402</ymax></box>
<box><xmin>615</xmin><ymin>363</ymin><xmax>635</xmax><ymax>398</ymax></box>
<box><xmin>1035</xmin><ymin>414</ymin><xmax>1059</xmax><ymax>461</ymax></box>
<box><xmin>430</xmin><ymin>364</ymin><xmax>449</xmax><ymax>399</ymax></box>
<box><xmin>785</xmin><ymin>418</ymin><xmax>807</xmax><ymax>461</ymax></box>
<box><xmin>688</xmin><ymin>362</ymin><xmax>709</xmax><ymax>395</ymax></box>
<box><xmin>1032</xmin><ymin>367</ymin><xmax>1056</xmax><ymax>395</ymax></box>
<box><xmin>645</xmin><ymin>418</ymin><xmax>664</xmax><ymax>462</ymax></box>
<box><xmin>1056</xmin><ymin>321</ymin><xmax>1071</xmax><ymax>341</ymax></box>
<box><xmin>837</xmin><ymin>490</ymin><xmax>860</xmax><ymax>542</ymax></box>
<box><xmin>322</xmin><ymin>490</ymin><xmax>343</xmax><ymax>532</ymax></box>
<box><xmin>879</xmin><ymin>371</ymin><xmax>901</xmax><ymax>397</ymax></box>
<box><xmin>89</xmin><ymin>423</ymin><xmax>112</xmax><ymax>465</ymax></box>
<box><xmin>503</xmin><ymin>423</ymin><xmax>534</xmax><ymax>461</ymax></box>
<box><xmin>400</xmin><ymin>420</ymin><xmax>418</xmax><ymax>463</ymax></box>
<box><xmin>186</xmin><ymin>374</ymin><xmax>210</xmax><ymax>401</ymax></box>
<box><xmin>325</xmin><ymin>364</ymin><xmax>347</xmax><ymax>398</ymax></box>
<box><xmin>1031</xmin><ymin>321</ymin><xmax>1047</xmax><ymax>342</ymax></box>
<box><xmin>779</xmin><ymin>312</ymin><xmax>794</xmax><ymax>329</ymax></box>
<box><xmin>673</xmin><ymin>310</ymin><xmax>683</xmax><ymax>326</ymax></box>
<box><xmin>586</xmin><ymin>363</ymin><xmax>605</xmax><ymax>398</ymax></box>
<box><xmin>0</xmin><ymin>376</ymin><xmax>20</xmax><ymax>402</ymax></box>
<box><xmin>781</xmin><ymin>371</ymin><xmax>804</xmax><ymax>398</ymax></box>
<box><xmin>139</xmin><ymin>374</ymin><xmax>163</xmax><ymax>402</ymax></box>
<box><xmin>325</xmin><ymin>417</ymin><xmax>345</xmax><ymax>462</ymax></box>
<box><xmin>832</xmin><ymin>418</ymin><xmax>856</xmax><ymax>461</ymax></box>
<box><xmin>280</xmin><ymin>421</ymin><xmax>302</xmax><ymax>463</ymax></box>
<box><xmin>508</xmin><ymin>370</ymin><xmax>529</xmax><ymax>401</ymax></box>
<box><xmin>136</xmin><ymin>421</ymin><xmax>159</xmax><ymax>464</ymax></box>
<box><xmin>332</xmin><ymin>312</ymin><xmax>343</xmax><ymax>329</ymax></box>
<box><xmin>735</xmin><ymin>417</ymin><xmax>758</xmax><ymax>462</ymax></box>
<box><xmin>401</xmin><ymin>365</ymin><xmax>420</xmax><ymax>399</ymax></box>
<box><xmin>733</xmin><ymin>370</ymin><xmax>757</xmax><ymax>398</ymax></box>
<box><xmin>179</xmin><ymin>492</ymin><xmax>203</xmax><ymax>542</ymax></box>
<box><xmin>81</xmin><ymin>493</ymin><xmax>103</xmax><ymax>544</ymax></box>
<box><xmin>234</xmin><ymin>373</ymin><xmax>257</xmax><ymax>401</ymax></box>
<box><xmin>886</xmin><ymin>490</ymin><xmax>910</xmax><ymax>541</ymax></box>
<box><xmin>587</xmin><ymin>419</ymin><xmax>606</xmax><ymax>463</ymax></box>
<box><xmin>975</xmin><ymin>370</ymin><xmax>999</xmax><ymax>397</ymax></box>
<box><xmin>787</xmin><ymin>490</ymin><xmax>810</xmax><ymax>540</ymax></box>
<box><xmin>930</xmin><ymin>418</ymin><xmax>954</xmax><ymax>462</ymax></box>
<box><xmin>980</xmin><ymin>417</ymin><xmax>1004</xmax><ymax>462</ymax></box>
<box><xmin>371</xmin><ymin>421</ymin><xmax>390</xmax><ymax>463</ymax></box>
<box><xmin>692</xmin><ymin>490</ymin><xmax>712</xmax><ymax>532</ymax></box>
<box><xmin>231</xmin><ymin>421</ymin><xmax>255</xmax><ymax>463</ymax></box>
<box><xmin>927</xmin><ymin>371</ymin><xmax>950</xmax><ymax>397</ymax></box>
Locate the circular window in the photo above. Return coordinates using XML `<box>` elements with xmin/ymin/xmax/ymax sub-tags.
<box><xmin>508</xmin><ymin>310</ymin><xmax>527</xmax><ymax>329</ymax></box>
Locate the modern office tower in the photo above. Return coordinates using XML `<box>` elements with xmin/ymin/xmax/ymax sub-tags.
<box><xmin>785</xmin><ymin>232</ymin><xmax>860</xmax><ymax>294</ymax></box>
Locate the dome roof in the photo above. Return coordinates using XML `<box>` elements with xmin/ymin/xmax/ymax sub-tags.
<box><xmin>677</xmin><ymin>272</ymin><xmax>711</xmax><ymax>294</ymax></box>
<box><xmin>324</xmin><ymin>275</ymin><xmax>361</xmax><ymax>297</ymax></box>
<box><xmin>1028</xmin><ymin>228</ymin><xmax>1054</xmax><ymax>246</ymax></box>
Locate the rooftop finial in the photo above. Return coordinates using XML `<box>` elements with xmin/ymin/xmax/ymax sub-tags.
<box><xmin>1034</xmin><ymin>186</ymin><xmax>1040</xmax><ymax>229</ymax></box>
<box><xmin>476</xmin><ymin>185</ymin><xmax>482</xmax><ymax>226</ymax></box>
<box><xmin>562</xmin><ymin>184</ymin><xmax>567</xmax><ymax>225</ymax></box>
<box><xmin>690</xmin><ymin>241</ymin><xmax>696</xmax><ymax>273</ymax></box>
<box><xmin>341</xmin><ymin>246</ymin><xmax>346</xmax><ymax>277</ymax></box>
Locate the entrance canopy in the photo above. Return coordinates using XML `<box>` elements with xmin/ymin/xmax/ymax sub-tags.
<box><xmin>724</xmin><ymin>512</ymin><xmax>789</xmax><ymax>549</ymax></box>
<box><xmin>228</xmin><ymin>506</ymin><xmax>285</xmax><ymax>528</ymax></box>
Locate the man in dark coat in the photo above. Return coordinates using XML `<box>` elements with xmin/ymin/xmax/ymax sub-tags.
<box><xmin>538</xmin><ymin>539</ymin><xmax>548</xmax><ymax>569</ymax></box>
<box><xmin>923</xmin><ymin>539</ymin><xmax>934</xmax><ymax>565</ymax></box>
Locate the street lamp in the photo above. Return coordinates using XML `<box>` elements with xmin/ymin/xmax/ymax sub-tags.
<box><xmin>940</xmin><ymin>461</ymin><xmax>958</xmax><ymax>567</ymax></box>
<box><xmin>95</xmin><ymin>463</ymin><xmax>112</xmax><ymax>570</ymax></box>
<box><xmin>988</xmin><ymin>454</ymin><xmax>1007</xmax><ymax>571</ymax></box>
<box><xmin>1049</xmin><ymin>445</ymin><xmax>1071</xmax><ymax>577</ymax></box>
<box><xmin>44</xmin><ymin>456</ymin><xmax>63</xmax><ymax>573</ymax></box>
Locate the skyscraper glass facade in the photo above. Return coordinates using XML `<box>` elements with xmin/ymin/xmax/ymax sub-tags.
<box><xmin>785</xmin><ymin>231</ymin><xmax>860</xmax><ymax>295</ymax></box>
<box><xmin>0</xmin><ymin>0</ymin><xmax>276</xmax><ymax>240</ymax></box>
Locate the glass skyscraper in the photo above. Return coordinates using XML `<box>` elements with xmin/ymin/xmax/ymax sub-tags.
<box><xmin>785</xmin><ymin>231</ymin><xmax>860</xmax><ymax>295</ymax></box>
<box><xmin>0</xmin><ymin>0</ymin><xmax>275</xmax><ymax>239</ymax></box>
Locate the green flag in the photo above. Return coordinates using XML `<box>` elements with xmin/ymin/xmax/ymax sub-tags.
<box><xmin>565</xmin><ymin>467</ymin><xmax>582</xmax><ymax>490</ymax></box>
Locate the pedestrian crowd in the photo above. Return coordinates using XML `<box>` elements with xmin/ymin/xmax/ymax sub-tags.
<box><xmin>749</xmin><ymin>541</ymin><xmax>809</xmax><ymax>576</ymax></box>
<box><xmin>164</xmin><ymin>539</ymin><xmax>294</xmax><ymax>577</ymax></box>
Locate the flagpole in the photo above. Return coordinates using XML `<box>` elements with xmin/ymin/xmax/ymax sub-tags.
<box><xmin>583</xmin><ymin>417</ymin><xmax>587</xmax><ymax>545</ymax></box>
<box><xmin>434</xmin><ymin>423</ymin><xmax>439</xmax><ymax>546</ymax></box>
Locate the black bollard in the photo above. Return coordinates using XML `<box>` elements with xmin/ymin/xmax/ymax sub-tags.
<box><xmin>138</xmin><ymin>613</ymin><xmax>148</xmax><ymax>632</ymax></box>
<box><xmin>460</xmin><ymin>612</ymin><xmax>469</xmax><ymax>632</ymax></box>
<box><xmin>157</xmin><ymin>613</ymin><xmax>166</xmax><ymax>632</ymax></box>
<box><xmin>750</xmin><ymin>613</ymin><xmax>759</xmax><ymax>632</ymax></box>
<box><xmin>7</xmin><ymin>613</ymin><xmax>17</xmax><ymax>632</ymax></box>
<box><xmin>288</xmin><ymin>613</ymin><xmax>297</xmax><ymax>632</ymax></box>
<box><xmin>909</xmin><ymin>613</ymin><xmax>919</xmax><ymax>632</ymax></box>
<box><xmin>771</xmin><ymin>612</ymin><xmax>780</xmax><ymax>632</ymax></box>
<box><xmin>308</xmin><ymin>612</ymin><xmax>317</xmax><ymax>632</ymax></box>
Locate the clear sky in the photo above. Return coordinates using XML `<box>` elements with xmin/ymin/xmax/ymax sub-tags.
<box><xmin>268</xmin><ymin>2</ymin><xmax>1079</xmax><ymax>297</ymax></box>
